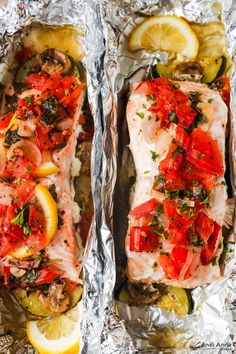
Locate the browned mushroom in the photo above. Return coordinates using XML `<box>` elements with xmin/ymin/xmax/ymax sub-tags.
<box><xmin>41</xmin><ymin>49</ymin><xmax>72</xmax><ymax>75</ymax></box>
<box><xmin>173</xmin><ymin>62</ymin><xmax>203</xmax><ymax>82</ymax></box>
<box><xmin>127</xmin><ymin>282</ymin><xmax>160</xmax><ymax>304</ymax></box>
<box><xmin>38</xmin><ymin>282</ymin><xmax>70</xmax><ymax>313</ymax></box>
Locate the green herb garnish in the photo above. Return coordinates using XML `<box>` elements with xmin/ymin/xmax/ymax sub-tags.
<box><xmin>136</xmin><ymin>112</ymin><xmax>144</xmax><ymax>119</ymax></box>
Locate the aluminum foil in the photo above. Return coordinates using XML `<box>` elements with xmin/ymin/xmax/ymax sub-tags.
<box><xmin>100</xmin><ymin>0</ymin><xmax>236</xmax><ymax>353</ymax></box>
<box><xmin>0</xmin><ymin>0</ymin><xmax>105</xmax><ymax>353</ymax></box>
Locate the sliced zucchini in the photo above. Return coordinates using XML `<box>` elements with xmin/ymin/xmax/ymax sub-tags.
<box><xmin>155</xmin><ymin>286</ymin><xmax>191</xmax><ymax>316</ymax></box>
<box><xmin>155</xmin><ymin>63</ymin><xmax>176</xmax><ymax>78</ymax></box>
<box><xmin>117</xmin><ymin>283</ymin><xmax>133</xmax><ymax>303</ymax></box>
<box><xmin>200</xmin><ymin>56</ymin><xmax>225</xmax><ymax>84</ymax></box>
<box><xmin>14</xmin><ymin>284</ymin><xmax>82</xmax><ymax>317</ymax></box>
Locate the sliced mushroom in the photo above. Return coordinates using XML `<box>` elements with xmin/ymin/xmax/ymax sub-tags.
<box><xmin>41</xmin><ymin>49</ymin><xmax>72</xmax><ymax>75</ymax></box>
<box><xmin>173</xmin><ymin>62</ymin><xmax>203</xmax><ymax>82</ymax></box>
<box><xmin>38</xmin><ymin>282</ymin><xmax>70</xmax><ymax>313</ymax></box>
<box><xmin>127</xmin><ymin>282</ymin><xmax>161</xmax><ymax>304</ymax></box>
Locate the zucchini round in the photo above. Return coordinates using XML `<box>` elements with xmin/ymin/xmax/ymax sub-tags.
<box><xmin>200</xmin><ymin>56</ymin><xmax>225</xmax><ymax>83</ymax></box>
<box><xmin>155</xmin><ymin>286</ymin><xmax>191</xmax><ymax>316</ymax></box>
<box><xmin>14</xmin><ymin>284</ymin><xmax>83</xmax><ymax>317</ymax></box>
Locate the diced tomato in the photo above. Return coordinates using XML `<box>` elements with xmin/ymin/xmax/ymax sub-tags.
<box><xmin>25</xmin><ymin>230</ymin><xmax>46</xmax><ymax>254</ymax></box>
<box><xmin>130</xmin><ymin>226</ymin><xmax>159</xmax><ymax>252</ymax></box>
<box><xmin>201</xmin><ymin>222</ymin><xmax>221</xmax><ymax>265</ymax></box>
<box><xmin>29</xmin><ymin>206</ymin><xmax>44</xmax><ymax>232</ymax></box>
<box><xmin>129</xmin><ymin>198</ymin><xmax>158</xmax><ymax>219</ymax></box>
<box><xmin>160</xmin><ymin>143</ymin><xmax>184</xmax><ymax>172</ymax></box>
<box><xmin>181</xmin><ymin>162</ymin><xmax>216</xmax><ymax>193</ymax></box>
<box><xmin>13</xmin><ymin>180</ymin><xmax>35</xmax><ymax>207</ymax></box>
<box><xmin>170</xmin><ymin>246</ymin><xmax>188</xmax><ymax>274</ymax></box>
<box><xmin>163</xmin><ymin>199</ymin><xmax>195</xmax><ymax>231</ymax></box>
<box><xmin>34</xmin><ymin>268</ymin><xmax>59</xmax><ymax>286</ymax></box>
<box><xmin>0</xmin><ymin>112</ymin><xmax>14</xmax><ymax>130</ymax></box>
<box><xmin>195</xmin><ymin>213</ymin><xmax>214</xmax><ymax>244</ymax></box>
<box><xmin>158</xmin><ymin>255</ymin><xmax>178</xmax><ymax>279</ymax></box>
<box><xmin>61</xmin><ymin>84</ymin><xmax>84</xmax><ymax>111</ymax></box>
<box><xmin>3</xmin><ymin>220</ymin><xmax>24</xmax><ymax>240</ymax></box>
<box><xmin>3</xmin><ymin>266</ymin><xmax>15</xmax><ymax>287</ymax></box>
<box><xmin>35</xmin><ymin>127</ymin><xmax>53</xmax><ymax>151</ymax></box>
<box><xmin>7</xmin><ymin>154</ymin><xmax>35</xmax><ymax>179</ymax></box>
<box><xmin>174</xmin><ymin>90</ymin><xmax>189</xmax><ymax>104</ymax></box>
<box><xmin>0</xmin><ymin>159</ymin><xmax>11</xmax><ymax>179</ymax></box>
<box><xmin>175</xmin><ymin>104</ymin><xmax>197</xmax><ymax>128</ymax></box>
<box><xmin>0</xmin><ymin>204</ymin><xmax>7</xmax><ymax>216</ymax></box>
<box><xmin>0</xmin><ymin>237</ymin><xmax>13</xmax><ymax>258</ymax></box>
<box><xmin>176</xmin><ymin>125</ymin><xmax>190</xmax><ymax>150</ymax></box>
<box><xmin>186</xmin><ymin>128</ymin><xmax>224</xmax><ymax>176</ymax></box>
<box><xmin>164</xmin><ymin>171</ymin><xmax>186</xmax><ymax>191</ymax></box>
<box><xmin>17</xmin><ymin>97</ymin><xmax>34</xmax><ymax>111</ymax></box>
<box><xmin>138</xmin><ymin>214</ymin><xmax>155</xmax><ymax>227</ymax></box>
<box><xmin>217</xmin><ymin>76</ymin><xmax>230</xmax><ymax>107</ymax></box>
<box><xmin>25</xmin><ymin>72</ymin><xmax>49</xmax><ymax>89</ymax></box>
<box><xmin>168</xmin><ymin>227</ymin><xmax>187</xmax><ymax>245</ymax></box>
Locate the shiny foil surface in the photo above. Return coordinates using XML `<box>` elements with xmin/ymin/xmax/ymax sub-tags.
<box><xmin>100</xmin><ymin>0</ymin><xmax>236</xmax><ymax>353</ymax></box>
<box><xmin>0</xmin><ymin>0</ymin><xmax>104</xmax><ymax>353</ymax></box>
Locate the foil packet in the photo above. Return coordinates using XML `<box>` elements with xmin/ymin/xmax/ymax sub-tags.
<box><xmin>0</xmin><ymin>0</ymin><xmax>105</xmax><ymax>353</ymax></box>
<box><xmin>100</xmin><ymin>0</ymin><xmax>236</xmax><ymax>353</ymax></box>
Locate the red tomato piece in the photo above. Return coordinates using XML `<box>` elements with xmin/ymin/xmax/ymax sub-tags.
<box><xmin>201</xmin><ymin>222</ymin><xmax>221</xmax><ymax>265</ymax></box>
<box><xmin>0</xmin><ymin>237</ymin><xmax>13</xmax><ymax>258</ymax></box>
<box><xmin>181</xmin><ymin>161</ymin><xmax>216</xmax><ymax>193</ymax></box>
<box><xmin>25</xmin><ymin>72</ymin><xmax>49</xmax><ymax>89</ymax></box>
<box><xmin>0</xmin><ymin>159</ymin><xmax>11</xmax><ymax>179</ymax></box>
<box><xmin>7</xmin><ymin>154</ymin><xmax>35</xmax><ymax>180</ymax></box>
<box><xmin>175</xmin><ymin>104</ymin><xmax>197</xmax><ymax>128</ymax></box>
<box><xmin>174</xmin><ymin>90</ymin><xmax>189</xmax><ymax>104</ymax></box>
<box><xmin>195</xmin><ymin>212</ymin><xmax>214</xmax><ymax>244</ymax></box>
<box><xmin>35</xmin><ymin>127</ymin><xmax>52</xmax><ymax>151</ymax></box>
<box><xmin>130</xmin><ymin>226</ymin><xmax>159</xmax><ymax>252</ymax></box>
<box><xmin>25</xmin><ymin>230</ymin><xmax>46</xmax><ymax>254</ymax></box>
<box><xmin>163</xmin><ymin>200</ymin><xmax>194</xmax><ymax>231</ymax></box>
<box><xmin>176</xmin><ymin>125</ymin><xmax>190</xmax><ymax>150</ymax></box>
<box><xmin>13</xmin><ymin>180</ymin><xmax>35</xmax><ymax>207</ymax></box>
<box><xmin>217</xmin><ymin>76</ymin><xmax>230</xmax><ymax>107</ymax></box>
<box><xmin>168</xmin><ymin>227</ymin><xmax>187</xmax><ymax>245</ymax></box>
<box><xmin>28</xmin><ymin>206</ymin><xmax>45</xmax><ymax>232</ymax></box>
<box><xmin>186</xmin><ymin>128</ymin><xmax>224</xmax><ymax>176</ymax></box>
<box><xmin>3</xmin><ymin>221</ymin><xmax>24</xmax><ymax>240</ymax></box>
<box><xmin>164</xmin><ymin>171</ymin><xmax>186</xmax><ymax>191</ymax></box>
<box><xmin>0</xmin><ymin>204</ymin><xmax>7</xmax><ymax>216</ymax></box>
<box><xmin>129</xmin><ymin>198</ymin><xmax>158</xmax><ymax>219</ymax></box>
<box><xmin>170</xmin><ymin>246</ymin><xmax>188</xmax><ymax>274</ymax></box>
<box><xmin>158</xmin><ymin>255</ymin><xmax>178</xmax><ymax>279</ymax></box>
<box><xmin>0</xmin><ymin>112</ymin><xmax>14</xmax><ymax>130</ymax></box>
<box><xmin>34</xmin><ymin>268</ymin><xmax>59</xmax><ymax>285</ymax></box>
<box><xmin>160</xmin><ymin>143</ymin><xmax>184</xmax><ymax>172</ymax></box>
<box><xmin>17</xmin><ymin>97</ymin><xmax>34</xmax><ymax>111</ymax></box>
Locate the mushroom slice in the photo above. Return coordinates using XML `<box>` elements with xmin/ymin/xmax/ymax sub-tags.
<box><xmin>127</xmin><ymin>282</ymin><xmax>161</xmax><ymax>304</ymax></box>
<box><xmin>41</xmin><ymin>49</ymin><xmax>72</xmax><ymax>75</ymax></box>
<box><xmin>173</xmin><ymin>62</ymin><xmax>203</xmax><ymax>82</ymax></box>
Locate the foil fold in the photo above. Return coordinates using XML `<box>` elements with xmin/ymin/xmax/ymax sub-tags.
<box><xmin>100</xmin><ymin>0</ymin><xmax>236</xmax><ymax>353</ymax></box>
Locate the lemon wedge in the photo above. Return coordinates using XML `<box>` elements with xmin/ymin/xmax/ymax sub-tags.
<box><xmin>27</xmin><ymin>301</ymin><xmax>82</xmax><ymax>354</ymax></box>
<box><xmin>10</xmin><ymin>183</ymin><xmax>58</xmax><ymax>259</ymax></box>
<box><xmin>128</xmin><ymin>15</ymin><xmax>199</xmax><ymax>58</ymax></box>
<box><xmin>32</xmin><ymin>161</ymin><xmax>60</xmax><ymax>178</ymax></box>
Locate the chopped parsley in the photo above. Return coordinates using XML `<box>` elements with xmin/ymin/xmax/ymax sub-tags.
<box><xmin>197</xmin><ymin>152</ymin><xmax>205</xmax><ymax>159</ymax></box>
<box><xmin>199</xmin><ymin>194</ymin><xmax>210</xmax><ymax>205</ymax></box>
<box><xmin>152</xmin><ymin>261</ymin><xmax>157</xmax><ymax>268</ymax></box>
<box><xmin>207</xmin><ymin>99</ymin><xmax>213</xmax><ymax>103</ymax></box>
<box><xmin>25</xmin><ymin>95</ymin><xmax>33</xmax><ymax>106</ymax></box>
<box><xmin>154</xmin><ymin>174</ymin><xmax>165</xmax><ymax>186</ymax></box>
<box><xmin>11</xmin><ymin>209</ymin><xmax>25</xmax><ymax>226</ymax></box>
<box><xmin>146</xmin><ymin>94</ymin><xmax>154</xmax><ymax>101</ymax></box>
<box><xmin>168</xmin><ymin>111</ymin><xmax>178</xmax><ymax>124</ymax></box>
<box><xmin>23</xmin><ymin>224</ymin><xmax>32</xmax><ymax>235</ymax></box>
<box><xmin>136</xmin><ymin>112</ymin><xmax>144</xmax><ymax>119</ymax></box>
<box><xmin>211</xmin><ymin>256</ymin><xmax>217</xmax><ymax>266</ymax></box>
<box><xmin>64</xmin><ymin>89</ymin><xmax>70</xmax><ymax>96</ymax></box>
<box><xmin>150</xmin><ymin>150</ymin><xmax>159</xmax><ymax>162</ymax></box>
<box><xmin>172</xmin><ymin>146</ymin><xmax>184</xmax><ymax>157</ymax></box>
<box><xmin>144</xmin><ymin>170</ymin><xmax>150</xmax><ymax>174</ymax></box>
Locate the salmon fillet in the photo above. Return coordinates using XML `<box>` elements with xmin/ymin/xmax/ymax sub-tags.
<box><xmin>126</xmin><ymin>79</ymin><xmax>228</xmax><ymax>288</ymax></box>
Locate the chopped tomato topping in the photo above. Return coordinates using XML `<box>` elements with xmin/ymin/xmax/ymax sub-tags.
<box><xmin>160</xmin><ymin>143</ymin><xmax>184</xmax><ymax>172</ymax></box>
<box><xmin>176</xmin><ymin>125</ymin><xmax>190</xmax><ymax>150</ymax></box>
<box><xmin>34</xmin><ymin>268</ymin><xmax>59</xmax><ymax>286</ymax></box>
<box><xmin>170</xmin><ymin>246</ymin><xmax>188</xmax><ymax>274</ymax></box>
<box><xmin>168</xmin><ymin>227</ymin><xmax>187</xmax><ymax>244</ymax></box>
<box><xmin>164</xmin><ymin>171</ymin><xmax>186</xmax><ymax>191</ymax></box>
<box><xmin>25</xmin><ymin>72</ymin><xmax>49</xmax><ymax>89</ymax></box>
<box><xmin>175</xmin><ymin>103</ymin><xmax>196</xmax><ymax>128</ymax></box>
<box><xmin>196</xmin><ymin>212</ymin><xmax>214</xmax><ymax>244</ymax></box>
<box><xmin>158</xmin><ymin>255</ymin><xmax>178</xmax><ymax>279</ymax></box>
<box><xmin>181</xmin><ymin>162</ymin><xmax>216</xmax><ymax>193</ymax></box>
<box><xmin>163</xmin><ymin>199</ymin><xmax>194</xmax><ymax>231</ymax></box>
<box><xmin>217</xmin><ymin>76</ymin><xmax>230</xmax><ymax>107</ymax></box>
<box><xmin>130</xmin><ymin>226</ymin><xmax>159</xmax><ymax>252</ymax></box>
<box><xmin>129</xmin><ymin>198</ymin><xmax>158</xmax><ymax>219</ymax></box>
<box><xmin>186</xmin><ymin>128</ymin><xmax>224</xmax><ymax>176</ymax></box>
<box><xmin>0</xmin><ymin>112</ymin><xmax>14</xmax><ymax>130</ymax></box>
<box><xmin>201</xmin><ymin>222</ymin><xmax>221</xmax><ymax>265</ymax></box>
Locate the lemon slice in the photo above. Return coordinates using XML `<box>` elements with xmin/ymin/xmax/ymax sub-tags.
<box><xmin>32</xmin><ymin>161</ymin><xmax>60</xmax><ymax>177</ymax></box>
<box><xmin>10</xmin><ymin>183</ymin><xmax>58</xmax><ymax>259</ymax></box>
<box><xmin>128</xmin><ymin>15</ymin><xmax>199</xmax><ymax>58</ymax></box>
<box><xmin>27</xmin><ymin>301</ymin><xmax>82</xmax><ymax>354</ymax></box>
